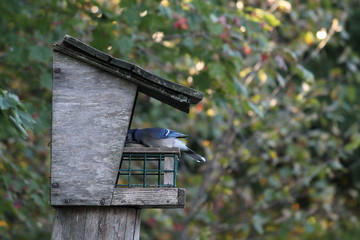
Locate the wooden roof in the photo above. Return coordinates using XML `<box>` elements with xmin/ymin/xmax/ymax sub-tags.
<box><xmin>53</xmin><ymin>35</ymin><xmax>203</xmax><ymax>113</ymax></box>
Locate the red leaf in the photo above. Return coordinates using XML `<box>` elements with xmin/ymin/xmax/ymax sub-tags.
<box><xmin>244</xmin><ymin>46</ymin><xmax>252</xmax><ymax>55</ymax></box>
<box><xmin>14</xmin><ymin>201</ymin><xmax>22</xmax><ymax>209</ymax></box>
<box><xmin>173</xmin><ymin>15</ymin><xmax>189</xmax><ymax>30</ymax></box>
<box><xmin>232</xmin><ymin>17</ymin><xmax>241</xmax><ymax>27</ymax></box>
<box><xmin>261</xmin><ymin>53</ymin><xmax>269</xmax><ymax>62</ymax></box>
<box><xmin>147</xmin><ymin>217</ymin><xmax>157</xmax><ymax>227</ymax></box>
<box><xmin>173</xmin><ymin>222</ymin><xmax>185</xmax><ymax>231</ymax></box>
<box><xmin>219</xmin><ymin>30</ymin><xmax>230</xmax><ymax>42</ymax></box>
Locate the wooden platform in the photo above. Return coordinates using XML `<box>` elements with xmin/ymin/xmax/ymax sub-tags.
<box><xmin>51</xmin><ymin>147</ymin><xmax>185</xmax><ymax>208</ymax></box>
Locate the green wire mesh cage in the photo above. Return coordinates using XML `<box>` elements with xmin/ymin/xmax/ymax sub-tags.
<box><xmin>116</xmin><ymin>151</ymin><xmax>179</xmax><ymax>188</ymax></box>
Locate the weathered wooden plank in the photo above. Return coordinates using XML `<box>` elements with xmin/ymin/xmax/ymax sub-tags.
<box><xmin>123</xmin><ymin>146</ymin><xmax>180</xmax><ymax>154</ymax></box>
<box><xmin>51</xmin><ymin>52</ymin><xmax>137</xmax><ymax>206</ymax></box>
<box><xmin>61</xmin><ymin>35</ymin><xmax>203</xmax><ymax>100</ymax></box>
<box><xmin>138</xmin><ymin>86</ymin><xmax>190</xmax><ymax>112</ymax></box>
<box><xmin>178</xmin><ymin>188</ymin><xmax>186</xmax><ymax>207</ymax></box>
<box><xmin>110</xmin><ymin>58</ymin><xmax>134</xmax><ymax>71</ymax></box>
<box><xmin>69</xmin><ymin>208</ymin><xmax>87</xmax><ymax>240</ymax></box>
<box><xmin>52</xmin><ymin>207</ymin><xmax>88</xmax><ymax>240</ymax></box>
<box><xmin>52</xmin><ymin>207</ymin><xmax>141</xmax><ymax>240</ymax></box>
<box><xmin>133</xmin><ymin>209</ymin><xmax>141</xmax><ymax>240</ymax></box>
<box><xmin>62</xmin><ymin>35</ymin><xmax>112</xmax><ymax>62</ymax></box>
<box><xmin>111</xmin><ymin>188</ymin><xmax>185</xmax><ymax>208</ymax></box>
<box><xmin>164</xmin><ymin>156</ymin><xmax>175</xmax><ymax>186</ymax></box>
<box><xmin>54</xmin><ymin>44</ymin><xmax>192</xmax><ymax>112</ymax></box>
<box><xmin>96</xmin><ymin>208</ymin><xmax>107</xmax><ymax>239</ymax></box>
<box><xmin>123</xmin><ymin>208</ymin><xmax>138</xmax><ymax>240</ymax></box>
<box><xmin>83</xmin><ymin>207</ymin><xmax>101</xmax><ymax>240</ymax></box>
<box><xmin>51</xmin><ymin>207</ymin><xmax>72</xmax><ymax>240</ymax></box>
<box><xmin>131</xmin><ymin>65</ymin><xmax>203</xmax><ymax>103</ymax></box>
<box><xmin>54</xmin><ymin>35</ymin><xmax>204</xmax><ymax>113</ymax></box>
<box><xmin>101</xmin><ymin>208</ymin><xmax>126</xmax><ymax>240</ymax></box>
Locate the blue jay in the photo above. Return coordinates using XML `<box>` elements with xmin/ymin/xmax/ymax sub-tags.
<box><xmin>126</xmin><ymin>127</ymin><xmax>206</xmax><ymax>163</ymax></box>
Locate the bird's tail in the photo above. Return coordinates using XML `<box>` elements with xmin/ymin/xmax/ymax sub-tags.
<box><xmin>183</xmin><ymin>148</ymin><xmax>206</xmax><ymax>163</ymax></box>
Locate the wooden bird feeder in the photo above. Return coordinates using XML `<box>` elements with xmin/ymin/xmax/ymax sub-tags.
<box><xmin>50</xmin><ymin>35</ymin><xmax>203</xmax><ymax>240</ymax></box>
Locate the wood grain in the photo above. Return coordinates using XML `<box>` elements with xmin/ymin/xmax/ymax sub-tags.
<box><xmin>51</xmin><ymin>51</ymin><xmax>137</xmax><ymax>206</ymax></box>
<box><xmin>51</xmin><ymin>207</ymin><xmax>141</xmax><ymax>240</ymax></box>
<box><xmin>54</xmin><ymin>35</ymin><xmax>204</xmax><ymax>113</ymax></box>
<box><xmin>111</xmin><ymin>188</ymin><xmax>185</xmax><ymax>208</ymax></box>
<box><xmin>164</xmin><ymin>156</ymin><xmax>175</xmax><ymax>186</ymax></box>
<box><xmin>60</xmin><ymin>35</ymin><xmax>203</xmax><ymax>101</ymax></box>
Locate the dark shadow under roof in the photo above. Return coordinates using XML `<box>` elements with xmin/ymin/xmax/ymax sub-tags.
<box><xmin>53</xmin><ymin>35</ymin><xmax>204</xmax><ymax>113</ymax></box>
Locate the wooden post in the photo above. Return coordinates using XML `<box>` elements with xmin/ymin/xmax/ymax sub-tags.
<box><xmin>51</xmin><ymin>207</ymin><xmax>141</xmax><ymax>240</ymax></box>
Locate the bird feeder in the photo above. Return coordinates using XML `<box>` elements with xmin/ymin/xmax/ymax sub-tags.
<box><xmin>117</xmin><ymin>147</ymin><xmax>180</xmax><ymax>188</ymax></box>
<box><xmin>50</xmin><ymin>35</ymin><xmax>203</xmax><ymax>240</ymax></box>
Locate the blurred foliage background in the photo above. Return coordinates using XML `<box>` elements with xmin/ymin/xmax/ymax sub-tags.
<box><xmin>1</xmin><ymin>0</ymin><xmax>360</xmax><ymax>239</ymax></box>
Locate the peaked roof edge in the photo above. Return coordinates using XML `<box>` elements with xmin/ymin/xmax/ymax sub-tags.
<box><xmin>53</xmin><ymin>35</ymin><xmax>204</xmax><ymax>113</ymax></box>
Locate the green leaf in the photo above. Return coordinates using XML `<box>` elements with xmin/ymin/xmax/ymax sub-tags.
<box><xmin>346</xmin><ymin>86</ymin><xmax>357</xmax><ymax>102</ymax></box>
<box><xmin>208</xmin><ymin>62</ymin><xmax>225</xmax><ymax>78</ymax></box>
<box><xmin>9</xmin><ymin>114</ymin><xmax>28</xmax><ymax>137</ymax></box>
<box><xmin>0</xmin><ymin>89</ymin><xmax>34</xmax><ymax>138</ymax></box>
<box><xmin>223</xmin><ymin>44</ymin><xmax>241</xmax><ymax>58</ymax></box>
<box><xmin>158</xmin><ymin>5</ymin><xmax>172</xmax><ymax>19</ymax></box>
<box><xmin>296</xmin><ymin>64</ymin><xmax>315</xmax><ymax>83</ymax></box>
<box><xmin>345</xmin><ymin>134</ymin><xmax>360</xmax><ymax>152</ymax></box>
<box><xmin>40</xmin><ymin>72</ymin><xmax>52</xmax><ymax>89</ymax></box>
<box><xmin>0</xmin><ymin>90</ymin><xmax>22</xmax><ymax>110</ymax></box>
<box><xmin>252</xmin><ymin>213</ymin><xmax>268</xmax><ymax>234</ymax></box>
<box><xmin>282</xmin><ymin>49</ymin><xmax>298</xmax><ymax>63</ymax></box>
<box><xmin>279</xmin><ymin>167</ymin><xmax>292</xmax><ymax>178</ymax></box>
<box><xmin>248</xmin><ymin>102</ymin><xmax>264</xmax><ymax>118</ymax></box>
<box><xmin>120</xmin><ymin>0</ymin><xmax>136</xmax><ymax>7</ymax></box>
<box><xmin>254</xmin><ymin>9</ymin><xmax>280</xmax><ymax>26</ymax></box>
<box><xmin>182</xmin><ymin>37</ymin><xmax>194</xmax><ymax>50</ymax></box>
<box><xmin>234</xmin><ymin>78</ymin><xmax>248</xmax><ymax>97</ymax></box>
<box><xmin>264</xmin><ymin>189</ymin><xmax>274</xmax><ymax>201</ymax></box>
<box><xmin>276</xmin><ymin>73</ymin><xmax>286</xmax><ymax>87</ymax></box>
<box><xmin>330</xmin><ymin>160</ymin><xmax>344</xmax><ymax>170</ymax></box>
<box><xmin>28</xmin><ymin>45</ymin><xmax>51</xmax><ymax>63</ymax></box>
<box><xmin>122</xmin><ymin>6</ymin><xmax>141</xmax><ymax>24</ymax></box>
<box><xmin>0</xmin><ymin>93</ymin><xmax>13</xmax><ymax>110</ymax></box>
<box><xmin>207</xmin><ymin>19</ymin><xmax>224</xmax><ymax>35</ymax></box>
<box><xmin>116</xmin><ymin>36</ymin><xmax>133</xmax><ymax>56</ymax></box>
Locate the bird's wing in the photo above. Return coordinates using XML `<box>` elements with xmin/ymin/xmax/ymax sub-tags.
<box><xmin>141</xmin><ymin>128</ymin><xmax>187</xmax><ymax>139</ymax></box>
<box><xmin>166</xmin><ymin>129</ymin><xmax>187</xmax><ymax>138</ymax></box>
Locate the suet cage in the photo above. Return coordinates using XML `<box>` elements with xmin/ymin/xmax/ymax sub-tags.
<box><xmin>116</xmin><ymin>149</ymin><xmax>179</xmax><ymax>188</ymax></box>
